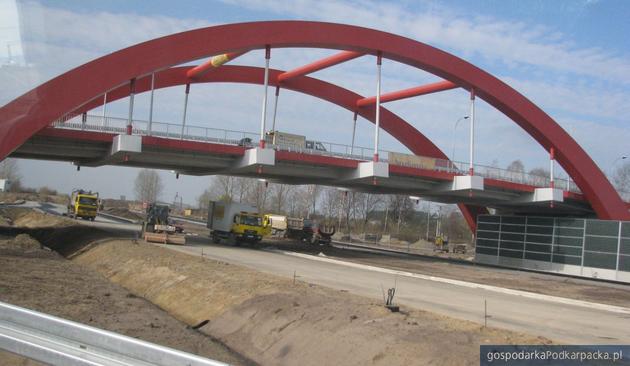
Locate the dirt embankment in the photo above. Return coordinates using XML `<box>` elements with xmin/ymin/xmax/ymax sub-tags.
<box><xmin>75</xmin><ymin>240</ymin><xmax>550</xmax><ymax>366</ymax></box>
<box><xmin>101</xmin><ymin>207</ymin><xmax>145</xmax><ymax>222</ymax></box>
<box><xmin>0</xmin><ymin>212</ymin><xmax>252</xmax><ymax>366</ymax></box>
<box><xmin>0</xmin><ymin>208</ymin><xmax>125</xmax><ymax>256</ymax></box>
<box><xmin>0</xmin><ymin>192</ymin><xmax>67</xmax><ymax>205</ymax></box>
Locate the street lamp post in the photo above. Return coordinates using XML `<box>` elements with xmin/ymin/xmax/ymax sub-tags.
<box><xmin>451</xmin><ymin>116</ymin><xmax>469</xmax><ymax>170</ymax></box>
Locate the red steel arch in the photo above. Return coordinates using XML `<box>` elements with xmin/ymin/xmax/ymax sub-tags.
<box><xmin>0</xmin><ymin>20</ymin><xmax>627</xmax><ymax>222</ymax></box>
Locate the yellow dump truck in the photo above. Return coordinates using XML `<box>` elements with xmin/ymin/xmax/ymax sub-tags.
<box><xmin>207</xmin><ymin>201</ymin><xmax>267</xmax><ymax>245</ymax></box>
<box><xmin>67</xmin><ymin>189</ymin><xmax>99</xmax><ymax>221</ymax></box>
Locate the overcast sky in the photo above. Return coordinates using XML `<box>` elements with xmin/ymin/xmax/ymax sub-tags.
<box><xmin>1</xmin><ymin>0</ymin><xmax>629</xmax><ymax>205</ymax></box>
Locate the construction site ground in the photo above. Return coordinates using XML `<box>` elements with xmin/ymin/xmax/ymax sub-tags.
<box><xmin>0</xmin><ymin>210</ymin><xmax>252</xmax><ymax>366</ymax></box>
<box><xmin>0</xmin><ymin>205</ymin><xmax>559</xmax><ymax>365</ymax></box>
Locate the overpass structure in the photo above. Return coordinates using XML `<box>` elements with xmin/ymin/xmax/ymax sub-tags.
<box><xmin>1</xmin><ymin>21</ymin><xmax>628</xmax><ymax>231</ymax></box>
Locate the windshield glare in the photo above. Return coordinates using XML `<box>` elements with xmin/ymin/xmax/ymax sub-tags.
<box><xmin>79</xmin><ymin>197</ymin><xmax>97</xmax><ymax>206</ymax></box>
<box><xmin>240</xmin><ymin>215</ymin><xmax>262</xmax><ymax>226</ymax></box>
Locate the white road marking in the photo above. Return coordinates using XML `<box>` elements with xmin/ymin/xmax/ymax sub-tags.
<box><xmin>274</xmin><ymin>250</ymin><xmax>630</xmax><ymax>315</ymax></box>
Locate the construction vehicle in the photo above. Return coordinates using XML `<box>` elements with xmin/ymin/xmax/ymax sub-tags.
<box><xmin>207</xmin><ymin>201</ymin><xmax>267</xmax><ymax>245</ymax></box>
<box><xmin>286</xmin><ymin>217</ymin><xmax>336</xmax><ymax>245</ymax></box>
<box><xmin>263</xmin><ymin>214</ymin><xmax>288</xmax><ymax>236</ymax></box>
<box><xmin>142</xmin><ymin>203</ymin><xmax>186</xmax><ymax>245</ymax></box>
<box><xmin>287</xmin><ymin>217</ymin><xmax>308</xmax><ymax>240</ymax></box>
<box><xmin>265</xmin><ymin>131</ymin><xmax>327</xmax><ymax>152</ymax></box>
<box><xmin>67</xmin><ymin>189</ymin><xmax>99</xmax><ymax>221</ymax></box>
<box><xmin>434</xmin><ymin>234</ymin><xmax>449</xmax><ymax>253</ymax></box>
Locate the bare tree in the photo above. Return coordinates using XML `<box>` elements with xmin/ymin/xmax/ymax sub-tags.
<box><xmin>507</xmin><ymin>160</ymin><xmax>525</xmax><ymax>173</ymax></box>
<box><xmin>197</xmin><ymin>188</ymin><xmax>213</xmax><ymax>211</ymax></box>
<box><xmin>0</xmin><ymin>158</ymin><xmax>19</xmax><ymax>181</ymax></box>
<box><xmin>385</xmin><ymin>195</ymin><xmax>416</xmax><ymax>238</ymax></box>
<box><xmin>355</xmin><ymin>192</ymin><xmax>383</xmax><ymax>233</ymax></box>
<box><xmin>0</xmin><ymin>158</ymin><xmax>22</xmax><ymax>191</ymax></box>
<box><xmin>285</xmin><ymin>185</ymin><xmax>309</xmax><ymax>217</ymax></box>
<box><xmin>529</xmin><ymin>167</ymin><xmax>550</xmax><ymax>186</ymax></box>
<box><xmin>321</xmin><ymin>188</ymin><xmax>342</xmax><ymax>220</ymax></box>
<box><xmin>134</xmin><ymin>169</ymin><xmax>163</xmax><ymax>203</ymax></box>
<box><xmin>613</xmin><ymin>161</ymin><xmax>630</xmax><ymax>193</ymax></box>
<box><xmin>247</xmin><ymin>179</ymin><xmax>270</xmax><ymax>212</ymax></box>
<box><xmin>507</xmin><ymin>159</ymin><xmax>526</xmax><ymax>182</ymax></box>
<box><xmin>271</xmin><ymin>184</ymin><xmax>292</xmax><ymax>213</ymax></box>
<box><xmin>210</xmin><ymin>176</ymin><xmax>236</xmax><ymax>202</ymax></box>
<box><xmin>304</xmin><ymin>185</ymin><xmax>321</xmax><ymax>218</ymax></box>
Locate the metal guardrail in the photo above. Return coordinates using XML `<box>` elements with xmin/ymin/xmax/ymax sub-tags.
<box><xmin>0</xmin><ymin>301</ymin><xmax>228</xmax><ymax>366</ymax></box>
<box><xmin>52</xmin><ymin>114</ymin><xmax>587</xmax><ymax>194</ymax></box>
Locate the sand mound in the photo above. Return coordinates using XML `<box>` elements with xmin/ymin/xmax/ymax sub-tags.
<box><xmin>0</xmin><ymin>233</ymin><xmax>42</xmax><ymax>252</ymax></box>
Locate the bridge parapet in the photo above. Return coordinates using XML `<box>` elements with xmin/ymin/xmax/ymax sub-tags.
<box><xmin>52</xmin><ymin>114</ymin><xmax>585</xmax><ymax>194</ymax></box>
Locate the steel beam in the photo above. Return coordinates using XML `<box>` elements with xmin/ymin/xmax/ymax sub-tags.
<box><xmin>356</xmin><ymin>80</ymin><xmax>457</xmax><ymax>107</ymax></box>
<box><xmin>277</xmin><ymin>50</ymin><xmax>362</xmax><ymax>82</ymax></box>
<box><xmin>186</xmin><ymin>51</ymin><xmax>246</xmax><ymax>79</ymax></box>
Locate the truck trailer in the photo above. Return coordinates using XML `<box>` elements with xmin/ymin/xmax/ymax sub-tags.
<box><xmin>265</xmin><ymin>131</ymin><xmax>327</xmax><ymax>152</ymax></box>
<box><xmin>207</xmin><ymin>201</ymin><xmax>266</xmax><ymax>245</ymax></box>
<box><xmin>264</xmin><ymin>214</ymin><xmax>288</xmax><ymax>236</ymax></box>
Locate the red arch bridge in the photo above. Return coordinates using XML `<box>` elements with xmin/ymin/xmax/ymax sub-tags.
<box><xmin>1</xmin><ymin>21</ymin><xmax>629</xmax><ymax>232</ymax></box>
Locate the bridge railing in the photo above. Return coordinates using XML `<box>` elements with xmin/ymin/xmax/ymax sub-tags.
<box><xmin>52</xmin><ymin>114</ymin><xmax>586</xmax><ymax>194</ymax></box>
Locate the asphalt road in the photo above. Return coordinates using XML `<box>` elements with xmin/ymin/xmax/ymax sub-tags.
<box><xmin>164</xmin><ymin>240</ymin><xmax>630</xmax><ymax>344</ymax></box>
<box><xmin>18</xmin><ymin>201</ymin><xmax>142</xmax><ymax>233</ymax></box>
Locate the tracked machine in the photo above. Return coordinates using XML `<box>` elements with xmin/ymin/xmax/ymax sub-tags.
<box><xmin>142</xmin><ymin>203</ymin><xmax>186</xmax><ymax>245</ymax></box>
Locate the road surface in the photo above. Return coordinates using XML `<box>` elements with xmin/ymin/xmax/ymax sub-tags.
<box><xmin>164</xmin><ymin>240</ymin><xmax>630</xmax><ymax>344</ymax></box>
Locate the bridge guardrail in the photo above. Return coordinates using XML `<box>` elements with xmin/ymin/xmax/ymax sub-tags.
<box><xmin>52</xmin><ymin>114</ymin><xmax>587</xmax><ymax>195</ymax></box>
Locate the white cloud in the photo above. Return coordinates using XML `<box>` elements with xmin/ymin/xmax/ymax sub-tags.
<box><xmin>222</xmin><ymin>0</ymin><xmax>630</xmax><ymax>85</ymax></box>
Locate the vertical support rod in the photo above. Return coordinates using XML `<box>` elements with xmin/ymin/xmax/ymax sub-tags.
<box><xmin>81</xmin><ymin>112</ymin><xmax>87</xmax><ymax>130</ymax></box>
<box><xmin>351</xmin><ymin>111</ymin><xmax>358</xmax><ymax>155</ymax></box>
<box><xmin>549</xmin><ymin>147</ymin><xmax>555</xmax><ymax>188</ymax></box>
<box><xmin>469</xmin><ymin>89</ymin><xmax>475</xmax><ymax>175</ymax></box>
<box><xmin>127</xmin><ymin>78</ymin><xmax>136</xmax><ymax>135</ymax></box>
<box><xmin>180</xmin><ymin>83</ymin><xmax>190</xmax><ymax>139</ymax></box>
<box><xmin>259</xmin><ymin>46</ymin><xmax>271</xmax><ymax>148</ymax></box>
<box><xmin>271</xmin><ymin>85</ymin><xmax>280</xmax><ymax>144</ymax></box>
<box><xmin>550</xmin><ymin>147</ymin><xmax>556</xmax><ymax>208</ymax></box>
<box><xmin>101</xmin><ymin>92</ymin><xmax>108</xmax><ymax>129</ymax></box>
<box><xmin>148</xmin><ymin>72</ymin><xmax>155</xmax><ymax>136</ymax></box>
<box><xmin>373</xmin><ymin>52</ymin><xmax>382</xmax><ymax>162</ymax></box>
<box><xmin>271</xmin><ymin>86</ymin><xmax>280</xmax><ymax>131</ymax></box>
